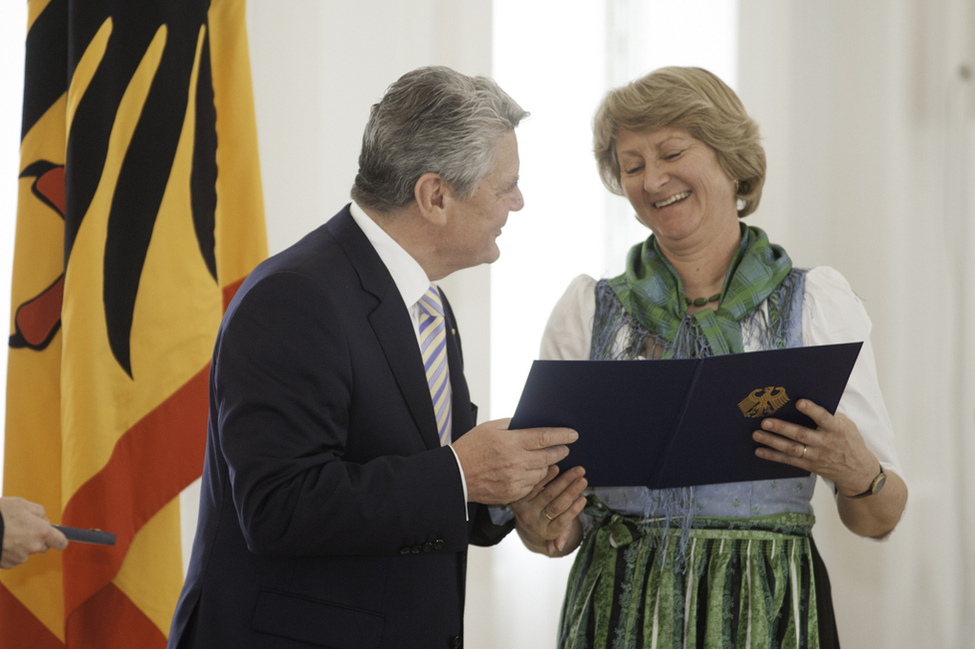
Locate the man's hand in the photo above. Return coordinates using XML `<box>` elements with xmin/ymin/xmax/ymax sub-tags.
<box><xmin>0</xmin><ymin>497</ymin><xmax>69</xmax><ymax>569</ymax></box>
<box><xmin>451</xmin><ymin>418</ymin><xmax>577</xmax><ymax>505</ymax></box>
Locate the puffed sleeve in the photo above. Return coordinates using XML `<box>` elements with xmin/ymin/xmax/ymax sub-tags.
<box><xmin>540</xmin><ymin>275</ymin><xmax>598</xmax><ymax>361</ymax></box>
<box><xmin>802</xmin><ymin>267</ymin><xmax>903</xmax><ymax>478</ymax></box>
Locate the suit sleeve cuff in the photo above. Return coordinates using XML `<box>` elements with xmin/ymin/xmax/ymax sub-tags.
<box><xmin>447</xmin><ymin>445</ymin><xmax>469</xmax><ymax>521</ymax></box>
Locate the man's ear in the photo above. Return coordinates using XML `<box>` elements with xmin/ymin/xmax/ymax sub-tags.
<box><xmin>414</xmin><ymin>172</ymin><xmax>448</xmax><ymax>227</ymax></box>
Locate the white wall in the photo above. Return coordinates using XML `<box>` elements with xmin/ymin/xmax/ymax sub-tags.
<box><xmin>739</xmin><ymin>1</ymin><xmax>975</xmax><ymax>647</ymax></box>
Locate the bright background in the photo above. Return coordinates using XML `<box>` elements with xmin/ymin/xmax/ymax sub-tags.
<box><xmin>2</xmin><ymin>1</ymin><xmax>974</xmax><ymax>648</ymax></box>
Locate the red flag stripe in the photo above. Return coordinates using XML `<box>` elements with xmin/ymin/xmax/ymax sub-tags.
<box><xmin>0</xmin><ymin>583</ymin><xmax>65</xmax><ymax>649</ymax></box>
<box><xmin>13</xmin><ymin>274</ymin><xmax>64</xmax><ymax>347</ymax></box>
<box><xmin>66</xmin><ymin>582</ymin><xmax>166</xmax><ymax>648</ymax></box>
<box><xmin>33</xmin><ymin>165</ymin><xmax>66</xmax><ymax>216</ymax></box>
<box><xmin>60</xmin><ymin>365</ymin><xmax>209</xmax><ymax>616</ymax></box>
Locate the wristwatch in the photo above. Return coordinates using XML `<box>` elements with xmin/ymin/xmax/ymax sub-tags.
<box><xmin>846</xmin><ymin>465</ymin><xmax>887</xmax><ymax>499</ymax></box>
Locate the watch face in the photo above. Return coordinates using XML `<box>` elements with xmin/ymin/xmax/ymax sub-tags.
<box><xmin>848</xmin><ymin>467</ymin><xmax>887</xmax><ymax>499</ymax></box>
<box><xmin>872</xmin><ymin>472</ymin><xmax>887</xmax><ymax>494</ymax></box>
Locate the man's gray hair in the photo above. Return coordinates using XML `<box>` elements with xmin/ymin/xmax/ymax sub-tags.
<box><xmin>351</xmin><ymin>66</ymin><xmax>528</xmax><ymax>212</ymax></box>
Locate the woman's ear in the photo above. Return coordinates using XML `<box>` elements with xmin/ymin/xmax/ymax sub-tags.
<box><xmin>414</xmin><ymin>172</ymin><xmax>448</xmax><ymax>227</ymax></box>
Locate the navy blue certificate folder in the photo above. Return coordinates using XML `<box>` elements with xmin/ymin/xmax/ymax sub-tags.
<box><xmin>510</xmin><ymin>342</ymin><xmax>862</xmax><ymax>489</ymax></box>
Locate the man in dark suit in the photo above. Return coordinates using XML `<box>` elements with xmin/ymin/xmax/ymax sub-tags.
<box><xmin>167</xmin><ymin>66</ymin><xmax>578</xmax><ymax>649</ymax></box>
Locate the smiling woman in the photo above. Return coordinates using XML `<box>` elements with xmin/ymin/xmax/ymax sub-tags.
<box><xmin>486</xmin><ymin>2</ymin><xmax>739</xmax><ymax>648</ymax></box>
<box><xmin>0</xmin><ymin>3</ymin><xmax>28</xmax><ymax>485</ymax></box>
<box><xmin>615</xmin><ymin>126</ymin><xmax>741</xmax><ymax>266</ymax></box>
<box><xmin>511</xmin><ymin>65</ymin><xmax>906</xmax><ymax>649</ymax></box>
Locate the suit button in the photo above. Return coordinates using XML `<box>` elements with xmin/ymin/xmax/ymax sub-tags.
<box><xmin>449</xmin><ymin>635</ymin><xmax>462</xmax><ymax>648</ymax></box>
<box><xmin>411</xmin><ymin>544</ymin><xmax>422</xmax><ymax>554</ymax></box>
<box><xmin>400</xmin><ymin>546</ymin><xmax>411</xmax><ymax>555</ymax></box>
<box><xmin>422</xmin><ymin>542</ymin><xmax>433</xmax><ymax>553</ymax></box>
<box><xmin>434</xmin><ymin>539</ymin><xmax>445</xmax><ymax>550</ymax></box>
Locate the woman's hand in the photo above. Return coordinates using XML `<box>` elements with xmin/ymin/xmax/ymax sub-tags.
<box><xmin>753</xmin><ymin>399</ymin><xmax>907</xmax><ymax>537</ymax></box>
<box><xmin>511</xmin><ymin>465</ymin><xmax>587</xmax><ymax>557</ymax></box>
<box><xmin>753</xmin><ymin>399</ymin><xmax>877</xmax><ymax>492</ymax></box>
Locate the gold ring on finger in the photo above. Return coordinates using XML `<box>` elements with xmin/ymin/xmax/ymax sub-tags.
<box><xmin>801</xmin><ymin>444</ymin><xmax>807</xmax><ymax>459</ymax></box>
<box><xmin>544</xmin><ymin>511</ymin><xmax>555</xmax><ymax>522</ymax></box>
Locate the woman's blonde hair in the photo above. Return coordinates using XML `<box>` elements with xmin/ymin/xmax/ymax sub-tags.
<box><xmin>593</xmin><ymin>67</ymin><xmax>765</xmax><ymax>217</ymax></box>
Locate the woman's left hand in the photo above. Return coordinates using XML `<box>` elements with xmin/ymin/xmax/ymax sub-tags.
<box><xmin>511</xmin><ymin>465</ymin><xmax>587</xmax><ymax>557</ymax></box>
<box><xmin>752</xmin><ymin>398</ymin><xmax>879</xmax><ymax>497</ymax></box>
<box><xmin>754</xmin><ymin>398</ymin><xmax>908</xmax><ymax>538</ymax></box>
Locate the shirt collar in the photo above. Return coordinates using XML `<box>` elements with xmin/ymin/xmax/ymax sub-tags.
<box><xmin>349</xmin><ymin>201</ymin><xmax>431</xmax><ymax>308</ymax></box>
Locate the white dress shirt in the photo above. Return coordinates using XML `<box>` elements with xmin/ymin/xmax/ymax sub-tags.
<box><xmin>349</xmin><ymin>202</ymin><xmax>470</xmax><ymax>510</ymax></box>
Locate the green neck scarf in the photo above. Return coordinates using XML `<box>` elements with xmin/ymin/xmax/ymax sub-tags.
<box><xmin>606</xmin><ymin>224</ymin><xmax>793</xmax><ymax>357</ymax></box>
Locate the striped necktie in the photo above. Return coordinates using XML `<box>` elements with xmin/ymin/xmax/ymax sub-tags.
<box><xmin>418</xmin><ymin>285</ymin><xmax>452</xmax><ymax>445</ymax></box>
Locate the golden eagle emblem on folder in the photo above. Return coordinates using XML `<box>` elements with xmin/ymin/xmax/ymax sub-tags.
<box><xmin>738</xmin><ymin>387</ymin><xmax>790</xmax><ymax>418</ymax></box>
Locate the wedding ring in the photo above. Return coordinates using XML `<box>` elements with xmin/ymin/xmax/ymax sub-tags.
<box><xmin>544</xmin><ymin>511</ymin><xmax>555</xmax><ymax>522</ymax></box>
<box><xmin>801</xmin><ymin>444</ymin><xmax>808</xmax><ymax>459</ymax></box>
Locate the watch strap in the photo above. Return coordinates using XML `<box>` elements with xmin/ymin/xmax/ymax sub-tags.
<box><xmin>846</xmin><ymin>464</ymin><xmax>886</xmax><ymax>499</ymax></box>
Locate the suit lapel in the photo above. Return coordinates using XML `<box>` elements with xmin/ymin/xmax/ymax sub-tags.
<box><xmin>441</xmin><ymin>292</ymin><xmax>473</xmax><ymax>438</ymax></box>
<box><xmin>441</xmin><ymin>288</ymin><xmax>478</xmax><ymax>524</ymax></box>
<box><xmin>327</xmin><ymin>207</ymin><xmax>442</xmax><ymax>451</ymax></box>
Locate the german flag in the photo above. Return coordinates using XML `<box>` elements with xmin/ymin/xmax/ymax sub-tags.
<box><xmin>1</xmin><ymin>0</ymin><xmax>266</xmax><ymax>646</ymax></box>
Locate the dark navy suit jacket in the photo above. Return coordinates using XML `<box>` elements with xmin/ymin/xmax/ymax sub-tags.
<box><xmin>167</xmin><ymin>205</ymin><xmax>513</xmax><ymax>649</ymax></box>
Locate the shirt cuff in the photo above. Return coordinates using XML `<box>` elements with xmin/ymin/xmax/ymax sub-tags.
<box><xmin>448</xmin><ymin>445</ymin><xmax>469</xmax><ymax>521</ymax></box>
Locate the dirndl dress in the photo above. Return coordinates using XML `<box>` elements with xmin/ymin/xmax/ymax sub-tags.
<box><xmin>557</xmin><ymin>274</ymin><xmax>841</xmax><ymax>649</ymax></box>
<box><xmin>557</xmin><ymin>485</ymin><xmax>840</xmax><ymax>649</ymax></box>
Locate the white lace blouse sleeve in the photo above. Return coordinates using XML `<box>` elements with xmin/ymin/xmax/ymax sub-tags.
<box><xmin>539</xmin><ymin>275</ymin><xmax>597</xmax><ymax>361</ymax></box>
<box><xmin>802</xmin><ymin>267</ymin><xmax>903</xmax><ymax>478</ymax></box>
